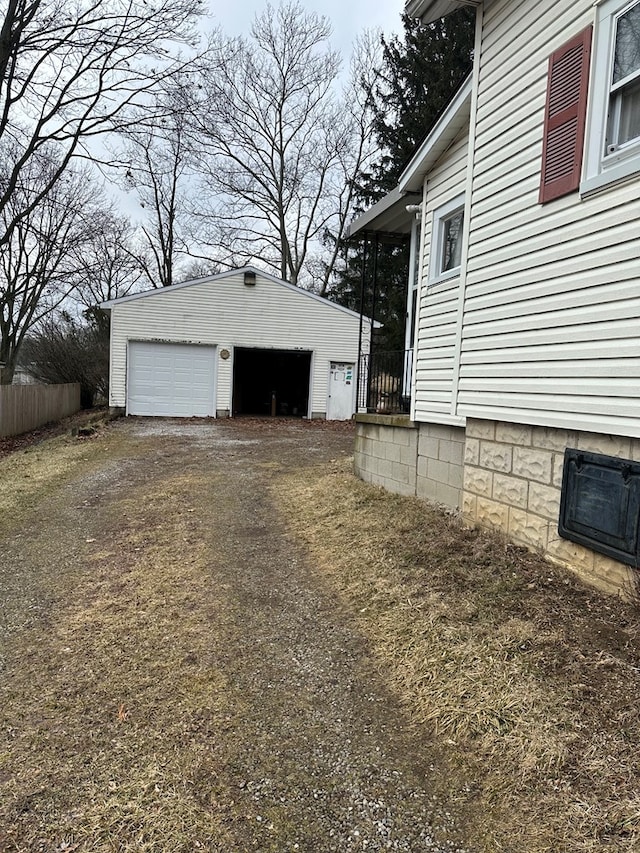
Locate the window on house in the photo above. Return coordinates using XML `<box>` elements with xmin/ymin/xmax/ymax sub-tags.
<box><xmin>441</xmin><ymin>209</ymin><xmax>463</xmax><ymax>272</ymax></box>
<box><xmin>430</xmin><ymin>195</ymin><xmax>464</xmax><ymax>282</ymax></box>
<box><xmin>608</xmin><ymin>2</ymin><xmax>640</xmax><ymax>151</ymax></box>
<box><xmin>583</xmin><ymin>0</ymin><xmax>640</xmax><ymax>193</ymax></box>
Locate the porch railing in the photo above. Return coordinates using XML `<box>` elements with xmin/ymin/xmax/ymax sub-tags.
<box><xmin>358</xmin><ymin>350</ymin><xmax>413</xmax><ymax>414</ymax></box>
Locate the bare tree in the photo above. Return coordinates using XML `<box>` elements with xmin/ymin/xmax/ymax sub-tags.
<box><xmin>72</xmin><ymin>211</ymin><xmax>145</xmax><ymax>332</ymax></box>
<box><xmin>0</xmin><ymin>150</ymin><xmax>103</xmax><ymax>383</ymax></box>
<box><xmin>22</xmin><ymin>311</ymin><xmax>110</xmax><ymax>407</ymax></box>
<box><xmin>121</xmin><ymin>84</ymin><xmax>197</xmax><ymax>288</ymax></box>
<box><xmin>192</xmin><ymin>2</ymin><xmax>378</xmax><ymax>291</ymax></box>
<box><xmin>179</xmin><ymin>258</ymin><xmax>221</xmax><ymax>281</ymax></box>
<box><xmin>0</xmin><ymin>0</ymin><xmax>204</xmax><ymax>252</ymax></box>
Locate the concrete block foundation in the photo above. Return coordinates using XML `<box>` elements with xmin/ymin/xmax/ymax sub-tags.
<box><xmin>354</xmin><ymin>413</ymin><xmax>639</xmax><ymax>599</ymax></box>
<box><xmin>354</xmin><ymin>415</ymin><xmax>465</xmax><ymax>508</ymax></box>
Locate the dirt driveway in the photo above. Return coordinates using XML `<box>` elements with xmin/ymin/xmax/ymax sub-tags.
<box><xmin>0</xmin><ymin>418</ymin><xmax>471</xmax><ymax>852</ymax></box>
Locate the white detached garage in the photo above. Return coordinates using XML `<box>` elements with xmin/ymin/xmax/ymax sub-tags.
<box><xmin>101</xmin><ymin>267</ymin><xmax>369</xmax><ymax>420</ymax></box>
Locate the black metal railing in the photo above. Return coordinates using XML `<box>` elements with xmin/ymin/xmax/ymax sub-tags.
<box><xmin>358</xmin><ymin>349</ymin><xmax>413</xmax><ymax>414</ymax></box>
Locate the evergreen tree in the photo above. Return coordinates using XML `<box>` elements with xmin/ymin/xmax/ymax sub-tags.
<box><xmin>327</xmin><ymin>9</ymin><xmax>475</xmax><ymax>354</ymax></box>
<box><xmin>359</xmin><ymin>9</ymin><xmax>475</xmax><ymax>206</ymax></box>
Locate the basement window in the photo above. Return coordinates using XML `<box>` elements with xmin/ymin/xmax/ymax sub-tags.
<box><xmin>558</xmin><ymin>449</ymin><xmax>640</xmax><ymax>568</ymax></box>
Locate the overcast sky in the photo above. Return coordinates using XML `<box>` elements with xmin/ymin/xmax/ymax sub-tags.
<box><xmin>206</xmin><ymin>0</ymin><xmax>406</xmax><ymax>57</ymax></box>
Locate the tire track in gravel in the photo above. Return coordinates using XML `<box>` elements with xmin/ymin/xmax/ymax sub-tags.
<box><xmin>189</xmin><ymin>428</ymin><xmax>473</xmax><ymax>853</ymax></box>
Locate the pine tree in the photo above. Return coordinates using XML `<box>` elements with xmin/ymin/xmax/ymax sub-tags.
<box><xmin>328</xmin><ymin>9</ymin><xmax>475</xmax><ymax>354</ymax></box>
<box><xmin>359</xmin><ymin>9</ymin><xmax>475</xmax><ymax>205</ymax></box>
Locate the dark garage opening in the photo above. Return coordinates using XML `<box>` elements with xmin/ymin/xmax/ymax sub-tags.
<box><xmin>233</xmin><ymin>348</ymin><xmax>312</xmax><ymax>417</ymax></box>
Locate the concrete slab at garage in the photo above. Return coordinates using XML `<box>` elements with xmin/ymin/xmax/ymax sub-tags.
<box><xmin>100</xmin><ymin>267</ymin><xmax>370</xmax><ymax>420</ymax></box>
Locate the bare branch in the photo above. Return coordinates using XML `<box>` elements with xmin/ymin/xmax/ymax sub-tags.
<box><xmin>190</xmin><ymin>2</ymin><xmax>378</xmax><ymax>288</ymax></box>
<box><xmin>0</xmin><ymin>0</ymin><xmax>205</xmax><ymax>249</ymax></box>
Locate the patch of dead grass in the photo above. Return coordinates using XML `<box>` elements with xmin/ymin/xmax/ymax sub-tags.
<box><xmin>0</xmin><ymin>467</ymin><xmax>240</xmax><ymax>851</ymax></box>
<box><xmin>277</xmin><ymin>458</ymin><xmax>640</xmax><ymax>853</ymax></box>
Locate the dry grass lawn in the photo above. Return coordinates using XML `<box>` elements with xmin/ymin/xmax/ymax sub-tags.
<box><xmin>280</xmin><ymin>459</ymin><xmax>640</xmax><ymax>853</ymax></box>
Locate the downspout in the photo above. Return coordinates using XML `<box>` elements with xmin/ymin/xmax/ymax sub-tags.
<box><xmin>407</xmin><ymin>186</ymin><xmax>428</xmax><ymax>415</ymax></box>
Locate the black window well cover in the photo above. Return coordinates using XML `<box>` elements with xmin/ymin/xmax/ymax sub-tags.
<box><xmin>559</xmin><ymin>448</ymin><xmax>640</xmax><ymax>568</ymax></box>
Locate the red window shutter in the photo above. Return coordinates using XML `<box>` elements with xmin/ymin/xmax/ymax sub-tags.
<box><xmin>539</xmin><ymin>26</ymin><xmax>592</xmax><ymax>204</ymax></box>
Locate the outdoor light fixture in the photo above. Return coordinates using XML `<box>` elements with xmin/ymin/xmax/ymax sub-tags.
<box><xmin>406</xmin><ymin>203</ymin><xmax>423</xmax><ymax>220</ymax></box>
<box><xmin>244</xmin><ymin>270</ymin><xmax>256</xmax><ymax>286</ymax></box>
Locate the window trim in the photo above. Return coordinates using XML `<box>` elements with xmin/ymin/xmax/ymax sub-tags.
<box><xmin>582</xmin><ymin>0</ymin><xmax>640</xmax><ymax>195</ymax></box>
<box><xmin>429</xmin><ymin>193</ymin><xmax>465</xmax><ymax>285</ymax></box>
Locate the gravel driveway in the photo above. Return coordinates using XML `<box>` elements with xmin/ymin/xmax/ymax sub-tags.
<box><xmin>0</xmin><ymin>417</ymin><xmax>471</xmax><ymax>852</ymax></box>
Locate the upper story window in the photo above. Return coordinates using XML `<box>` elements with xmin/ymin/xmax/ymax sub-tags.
<box><xmin>583</xmin><ymin>0</ymin><xmax>640</xmax><ymax>194</ymax></box>
<box><xmin>430</xmin><ymin>194</ymin><xmax>464</xmax><ymax>282</ymax></box>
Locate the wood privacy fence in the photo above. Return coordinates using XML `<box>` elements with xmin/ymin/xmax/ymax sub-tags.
<box><xmin>0</xmin><ymin>383</ymin><xmax>81</xmax><ymax>438</ymax></box>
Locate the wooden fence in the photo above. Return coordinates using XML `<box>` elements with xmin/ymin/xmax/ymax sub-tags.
<box><xmin>0</xmin><ymin>383</ymin><xmax>81</xmax><ymax>438</ymax></box>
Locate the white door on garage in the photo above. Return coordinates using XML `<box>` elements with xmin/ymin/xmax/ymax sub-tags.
<box><xmin>127</xmin><ymin>341</ymin><xmax>216</xmax><ymax>417</ymax></box>
<box><xmin>327</xmin><ymin>361</ymin><xmax>355</xmax><ymax>420</ymax></box>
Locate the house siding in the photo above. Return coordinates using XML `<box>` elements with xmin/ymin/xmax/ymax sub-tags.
<box><xmin>108</xmin><ymin>271</ymin><xmax>365</xmax><ymax>417</ymax></box>
<box><xmin>459</xmin><ymin>0</ymin><xmax>640</xmax><ymax>439</ymax></box>
<box><xmin>414</xmin><ymin>126</ymin><xmax>468</xmax><ymax>423</ymax></box>
<box><xmin>352</xmin><ymin>0</ymin><xmax>640</xmax><ymax>596</ymax></box>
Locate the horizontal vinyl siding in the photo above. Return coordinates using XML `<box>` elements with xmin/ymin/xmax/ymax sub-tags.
<box><xmin>109</xmin><ymin>273</ymin><xmax>364</xmax><ymax>415</ymax></box>
<box><xmin>414</xmin><ymin>128</ymin><xmax>468</xmax><ymax>422</ymax></box>
<box><xmin>460</xmin><ymin>0</ymin><xmax>640</xmax><ymax>438</ymax></box>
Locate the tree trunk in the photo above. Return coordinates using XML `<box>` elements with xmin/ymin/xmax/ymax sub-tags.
<box><xmin>0</xmin><ymin>350</ymin><xmax>16</xmax><ymax>384</ymax></box>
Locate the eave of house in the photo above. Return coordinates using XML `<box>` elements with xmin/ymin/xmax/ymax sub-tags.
<box><xmin>345</xmin><ymin>76</ymin><xmax>472</xmax><ymax>238</ymax></box>
<box><xmin>405</xmin><ymin>0</ymin><xmax>482</xmax><ymax>25</ymax></box>
<box><xmin>343</xmin><ymin>187</ymin><xmax>419</xmax><ymax>239</ymax></box>
<box><xmin>398</xmin><ymin>75</ymin><xmax>472</xmax><ymax>193</ymax></box>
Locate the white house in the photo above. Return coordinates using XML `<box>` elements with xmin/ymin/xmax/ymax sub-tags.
<box><xmin>101</xmin><ymin>267</ymin><xmax>369</xmax><ymax>421</ymax></box>
<box><xmin>349</xmin><ymin>0</ymin><xmax>640</xmax><ymax>597</ymax></box>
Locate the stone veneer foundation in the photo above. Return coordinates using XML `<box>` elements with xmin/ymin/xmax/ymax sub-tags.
<box><xmin>354</xmin><ymin>414</ymin><xmax>638</xmax><ymax>599</ymax></box>
<box><xmin>463</xmin><ymin>419</ymin><xmax>638</xmax><ymax>598</ymax></box>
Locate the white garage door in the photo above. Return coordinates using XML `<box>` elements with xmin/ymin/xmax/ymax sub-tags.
<box><xmin>127</xmin><ymin>341</ymin><xmax>216</xmax><ymax>417</ymax></box>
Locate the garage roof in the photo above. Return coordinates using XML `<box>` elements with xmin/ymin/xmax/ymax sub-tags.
<box><xmin>100</xmin><ymin>266</ymin><xmax>379</xmax><ymax>325</ymax></box>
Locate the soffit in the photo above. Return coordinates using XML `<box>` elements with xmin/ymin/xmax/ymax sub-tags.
<box><xmin>344</xmin><ymin>187</ymin><xmax>418</xmax><ymax>238</ymax></box>
<box><xmin>406</xmin><ymin>0</ymin><xmax>464</xmax><ymax>23</ymax></box>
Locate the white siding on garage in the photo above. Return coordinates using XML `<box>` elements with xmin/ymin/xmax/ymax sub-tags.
<box><xmin>458</xmin><ymin>0</ymin><xmax>640</xmax><ymax>437</ymax></box>
<box><xmin>414</xmin><ymin>126</ymin><xmax>469</xmax><ymax>423</ymax></box>
<box><xmin>107</xmin><ymin>270</ymin><xmax>365</xmax><ymax>417</ymax></box>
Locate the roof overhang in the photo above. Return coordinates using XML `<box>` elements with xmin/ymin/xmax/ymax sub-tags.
<box><xmin>398</xmin><ymin>75</ymin><xmax>472</xmax><ymax>193</ymax></box>
<box><xmin>405</xmin><ymin>0</ymin><xmax>482</xmax><ymax>25</ymax></box>
<box><xmin>343</xmin><ymin>186</ymin><xmax>420</xmax><ymax>240</ymax></box>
